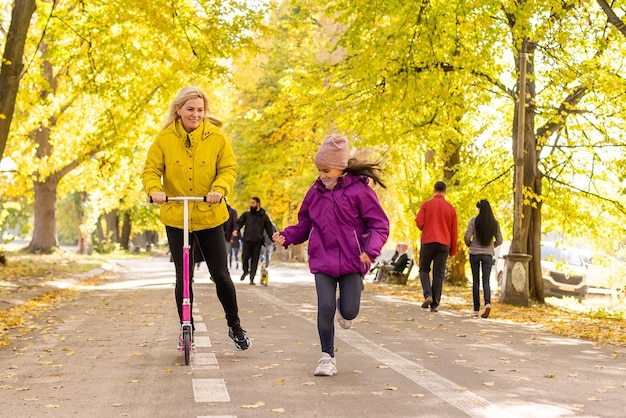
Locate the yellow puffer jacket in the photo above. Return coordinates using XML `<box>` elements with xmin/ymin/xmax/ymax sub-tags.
<box><xmin>142</xmin><ymin>118</ymin><xmax>236</xmax><ymax>231</ymax></box>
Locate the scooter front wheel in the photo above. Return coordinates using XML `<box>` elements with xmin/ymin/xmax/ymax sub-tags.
<box><xmin>183</xmin><ymin>330</ymin><xmax>192</xmax><ymax>365</ymax></box>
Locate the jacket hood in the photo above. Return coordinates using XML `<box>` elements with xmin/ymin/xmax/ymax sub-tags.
<box><xmin>164</xmin><ymin>117</ymin><xmax>224</xmax><ymax>140</ymax></box>
<box><xmin>253</xmin><ymin>207</ymin><xmax>267</xmax><ymax>216</ymax></box>
<box><xmin>313</xmin><ymin>173</ymin><xmax>369</xmax><ymax>193</ymax></box>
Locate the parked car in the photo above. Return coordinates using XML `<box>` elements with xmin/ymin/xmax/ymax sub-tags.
<box><xmin>494</xmin><ymin>240</ymin><xmax>588</xmax><ymax>300</ymax></box>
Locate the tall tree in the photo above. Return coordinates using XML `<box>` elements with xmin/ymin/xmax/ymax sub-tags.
<box><xmin>0</xmin><ymin>0</ymin><xmax>36</xmax><ymax>162</ymax></box>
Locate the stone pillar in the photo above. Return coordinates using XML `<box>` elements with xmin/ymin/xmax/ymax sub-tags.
<box><xmin>500</xmin><ymin>253</ymin><xmax>532</xmax><ymax>307</ymax></box>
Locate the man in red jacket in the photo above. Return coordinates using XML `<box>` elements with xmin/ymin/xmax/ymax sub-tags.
<box><xmin>415</xmin><ymin>181</ymin><xmax>458</xmax><ymax>312</ymax></box>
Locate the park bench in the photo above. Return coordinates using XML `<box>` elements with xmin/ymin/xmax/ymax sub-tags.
<box><xmin>381</xmin><ymin>258</ymin><xmax>414</xmax><ymax>285</ymax></box>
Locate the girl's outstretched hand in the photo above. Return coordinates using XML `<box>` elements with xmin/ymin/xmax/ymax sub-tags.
<box><xmin>359</xmin><ymin>252</ymin><xmax>372</xmax><ymax>264</ymax></box>
<box><xmin>273</xmin><ymin>231</ymin><xmax>286</xmax><ymax>246</ymax></box>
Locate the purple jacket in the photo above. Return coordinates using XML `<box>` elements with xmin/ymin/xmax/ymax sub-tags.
<box><xmin>281</xmin><ymin>173</ymin><xmax>389</xmax><ymax>277</ymax></box>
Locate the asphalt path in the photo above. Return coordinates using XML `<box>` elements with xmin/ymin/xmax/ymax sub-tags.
<box><xmin>1</xmin><ymin>256</ymin><xmax>625</xmax><ymax>417</ymax></box>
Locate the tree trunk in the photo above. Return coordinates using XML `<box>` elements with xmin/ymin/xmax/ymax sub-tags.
<box><xmin>514</xmin><ymin>44</ymin><xmax>544</xmax><ymax>302</ymax></box>
<box><xmin>120</xmin><ymin>211</ymin><xmax>131</xmax><ymax>250</ymax></box>
<box><xmin>0</xmin><ymin>0</ymin><xmax>37</xmax><ymax>161</ymax></box>
<box><xmin>444</xmin><ymin>147</ymin><xmax>466</xmax><ymax>285</ymax></box>
<box><xmin>27</xmin><ymin>177</ymin><xmax>59</xmax><ymax>253</ymax></box>
<box><xmin>105</xmin><ymin>210</ymin><xmax>119</xmax><ymax>242</ymax></box>
<box><xmin>447</xmin><ymin>250</ymin><xmax>467</xmax><ymax>286</ymax></box>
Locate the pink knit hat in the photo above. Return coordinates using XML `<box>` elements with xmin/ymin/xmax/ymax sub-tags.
<box><xmin>314</xmin><ymin>134</ymin><xmax>350</xmax><ymax>170</ymax></box>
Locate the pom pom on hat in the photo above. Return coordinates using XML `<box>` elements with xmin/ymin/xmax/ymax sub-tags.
<box><xmin>314</xmin><ymin>134</ymin><xmax>350</xmax><ymax>170</ymax></box>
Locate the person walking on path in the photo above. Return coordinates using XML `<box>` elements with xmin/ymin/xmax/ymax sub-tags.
<box><xmin>260</xmin><ymin>218</ymin><xmax>278</xmax><ymax>268</ymax></box>
<box><xmin>229</xmin><ymin>226</ymin><xmax>241</xmax><ymax>270</ymax></box>
<box><xmin>142</xmin><ymin>86</ymin><xmax>251</xmax><ymax>351</ymax></box>
<box><xmin>464</xmin><ymin>199</ymin><xmax>502</xmax><ymax>318</ymax></box>
<box><xmin>224</xmin><ymin>203</ymin><xmax>238</xmax><ymax>269</ymax></box>
<box><xmin>415</xmin><ymin>180</ymin><xmax>458</xmax><ymax>313</ymax></box>
<box><xmin>273</xmin><ymin>134</ymin><xmax>389</xmax><ymax>377</ymax></box>
<box><xmin>233</xmin><ymin>197</ymin><xmax>274</xmax><ymax>285</ymax></box>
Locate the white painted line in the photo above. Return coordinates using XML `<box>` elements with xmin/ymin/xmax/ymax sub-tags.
<box><xmin>195</xmin><ymin>315</ymin><xmax>204</xmax><ymax>321</ymax></box>
<box><xmin>195</xmin><ymin>323</ymin><xmax>207</xmax><ymax>332</ymax></box>
<box><xmin>192</xmin><ymin>352</ymin><xmax>219</xmax><ymax>369</ymax></box>
<box><xmin>192</xmin><ymin>378</ymin><xmax>230</xmax><ymax>402</ymax></box>
<box><xmin>253</xmin><ymin>290</ymin><xmax>512</xmax><ymax>418</ymax></box>
<box><xmin>194</xmin><ymin>335</ymin><xmax>212</xmax><ymax>347</ymax></box>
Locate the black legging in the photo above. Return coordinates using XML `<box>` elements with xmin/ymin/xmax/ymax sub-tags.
<box><xmin>241</xmin><ymin>240</ymin><xmax>263</xmax><ymax>282</ymax></box>
<box><xmin>166</xmin><ymin>225</ymin><xmax>241</xmax><ymax>329</ymax></box>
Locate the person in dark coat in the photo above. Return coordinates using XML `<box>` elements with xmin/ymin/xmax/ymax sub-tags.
<box><xmin>233</xmin><ymin>197</ymin><xmax>274</xmax><ymax>285</ymax></box>
<box><xmin>224</xmin><ymin>204</ymin><xmax>238</xmax><ymax>269</ymax></box>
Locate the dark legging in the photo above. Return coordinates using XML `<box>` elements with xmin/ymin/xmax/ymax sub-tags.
<box><xmin>315</xmin><ymin>272</ymin><xmax>362</xmax><ymax>357</ymax></box>
<box><xmin>241</xmin><ymin>241</ymin><xmax>263</xmax><ymax>282</ymax></box>
<box><xmin>469</xmin><ymin>254</ymin><xmax>493</xmax><ymax>311</ymax></box>
<box><xmin>166</xmin><ymin>225</ymin><xmax>241</xmax><ymax>330</ymax></box>
<box><xmin>418</xmin><ymin>242</ymin><xmax>450</xmax><ymax>308</ymax></box>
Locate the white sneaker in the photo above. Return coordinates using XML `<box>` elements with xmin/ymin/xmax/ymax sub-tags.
<box><xmin>336</xmin><ymin>298</ymin><xmax>352</xmax><ymax>329</ymax></box>
<box><xmin>471</xmin><ymin>311</ymin><xmax>479</xmax><ymax>318</ymax></box>
<box><xmin>314</xmin><ymin>353</ymin><xmax>337</xmax><ymax>376</ymax></box>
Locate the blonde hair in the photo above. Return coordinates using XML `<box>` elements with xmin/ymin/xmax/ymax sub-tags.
<box><xmin>162</xmin><ymin>86</ymin><xmax>211</xmax><ymax>129</ymax></box>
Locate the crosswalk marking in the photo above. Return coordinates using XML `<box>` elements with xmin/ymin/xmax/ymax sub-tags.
<box><xmin>191</xmin><ymin>352</ymin><xmax>219</xmax><ymax>369</ymax></box>
<box><xmin>194</xmin><ymin>335</ymin><xmax>211</xmax><ymax>347</ymax></box>
<box><xmin>192</xmin><ymin>378</ymin><xmax>230</xmax><ymax>402</ymax></box>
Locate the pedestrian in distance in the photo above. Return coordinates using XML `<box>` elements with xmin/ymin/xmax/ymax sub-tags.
<box><xmin>260</xmin><ymin>218</ymin><xmax>278</xmax><ymax>268</ymax></box>
<box><xmin>415</xmin><ymin>180</ymin><xmax>458</xmax><ymax>313</ymax></box>
<box><xmin>273</xmin><ymin>134</ymin><xmax>389</xmax><ymax>377</ymax></box>
<box><xmin>229</xmin><ymin>228</ymin><xmax>241</xmax><ymax>270</ymax></box>
<box><xmin>233</xmin><ymin>197</ymin><xmax>274</xmax><ymax>285</ymax></box>
<box><xmin>464</xmin><ymin>199</ymin><xmax>502</xmax><ymax>318</ymax></box>
<box><xmin>224</xmin><ymin>203</ymin><xmax>238</xmax><ymax>269</ymax></box>
<box><xmin>142</xmin><ymin>86</ymin><xmax>251</xmax><ymax>351</ymax></box>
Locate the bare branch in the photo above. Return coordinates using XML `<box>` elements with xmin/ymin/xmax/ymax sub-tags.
<box><xmin>597</xmin><ymin>0</ymin><xmax>626</xmax><ymax>38</ymax></box>
<box><xmin>536</xmin><ymin>86</ymin><xmax>588</xmax><ymax>143</ymax></box>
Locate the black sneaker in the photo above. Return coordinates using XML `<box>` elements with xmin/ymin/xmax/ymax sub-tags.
<box><xmin>240</xmin><ymin>272</ymin><xmax>248</xmax><ymax>281</ymax></box>
<box><xmin>229</xmin><ymin>326</ymin><xmax>251</xmax><ymax>351</ymax></box>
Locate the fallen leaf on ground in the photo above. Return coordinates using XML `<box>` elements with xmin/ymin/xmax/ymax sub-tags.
<box><xmin>241</xmin><ymin>401</ymin><xmax>265</xmax><ymax>409</ymax></box>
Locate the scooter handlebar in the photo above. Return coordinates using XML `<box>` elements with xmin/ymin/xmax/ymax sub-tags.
<box><xmin>150</xmin><ymin>196</ymin><xmax>222</xmax><ymax>203</ymax></box>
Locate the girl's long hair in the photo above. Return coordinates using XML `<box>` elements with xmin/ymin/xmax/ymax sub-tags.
<box><xmin>162</xmin><ymin>86</ymin><xmax>211</xmax><ymax>130</ymax></box>
<box><xmin>475</xmin><ymin>199</ymin><xmax>498</xmax><ymax>246</ymax></box>
<box><xmin>345</xmin><ymin>158</ymin><xmax>386</xmax><ymax>188</ymax></box>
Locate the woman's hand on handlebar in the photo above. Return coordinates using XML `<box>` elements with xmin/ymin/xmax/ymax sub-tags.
<box><xmin>206</xmin><ymin>191</ymin><xmax>223</xmax><ymax>204</ymax></box>
<box><xmin>151</xmin><ymin>192</ymin><xmax>166</xmax><ymax>204</ymax></box>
